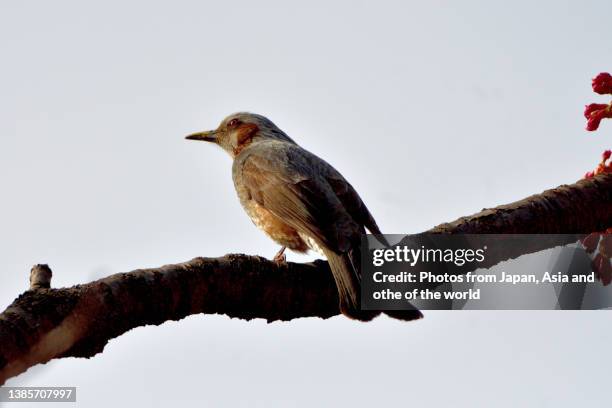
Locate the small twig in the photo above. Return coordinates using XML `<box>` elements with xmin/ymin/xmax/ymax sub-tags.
<box><xmin>29</xmin><ymin>264</ymin><xmax>52</xmax><ymax>290</ymax></box>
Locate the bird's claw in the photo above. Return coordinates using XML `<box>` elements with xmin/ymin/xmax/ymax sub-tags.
<box><xmin>273</xmin><ymin>247</ymin><xmax>287</xmax><ymax>265</ymax></box>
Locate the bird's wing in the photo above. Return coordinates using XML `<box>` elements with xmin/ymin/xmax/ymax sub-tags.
<box><xmin>238</xmin><ymin>143</ymin><xmax>360</xmax><ymax>253</ymax></box>
<box><xmin>325</xmin><ymin>173</ymin><xmax>385</xmax><ymax>237</ymax></box>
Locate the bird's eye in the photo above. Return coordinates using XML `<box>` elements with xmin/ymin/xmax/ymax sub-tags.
<box><xmin>228</xmin><ymin>119</ymin><xmax>240</xmax><ymax>128</ymax></box>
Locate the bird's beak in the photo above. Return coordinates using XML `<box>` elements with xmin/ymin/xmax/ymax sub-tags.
<box><xmin>185</xmin><ymin>130</ymin><xmax>217</xmax><ymax>142</ymax></box>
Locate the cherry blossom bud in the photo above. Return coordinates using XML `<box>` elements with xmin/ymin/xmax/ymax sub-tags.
<box><xmin>587</xmin><ymin>115</ymin><xmax>604</xmax><ymax>131</ymax></box>
<box><xmin>600</xmin><ymin>235</ymin><xmax>612</xmax><ymax>259</ymax></box>
<box><xmin>592</xmin><ymin>253</ymin><xmax>612</xmax><ymax>286</ymax></box>
<box><xmin>581</xmin><ymin>233</ymin><xmax>600</xmax><ymax>253</ymax></box>
<box><xmin>584</xmin><ymin>103</ymin><xmax>608</xmax><ymax>119</ymax></box>
<box><xmin>585</xmin><ymin>104</ymin><xmax>612</xmax><ymax>131</ymax></box>
<box><xmin>592</xmin><ymin>72</ymin><xmax>612</xmax><ymax>95</ymax></box>
<box><xmin>603</xmin><ymin>150</ymin><xmax>612</xmax><ymax>161</ymax></box>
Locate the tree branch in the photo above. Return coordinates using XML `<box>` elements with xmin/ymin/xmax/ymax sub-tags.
<box><xmin>1</xmin><ymin>173</ymin><xmax>610</xmax><ymax>384</ymax></box>
<box><xmin>429</xmin><ymin>172</ymin><xmax>611</xmax><ymax>234</ymax></box>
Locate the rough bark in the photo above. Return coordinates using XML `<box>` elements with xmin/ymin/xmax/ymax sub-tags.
<box><xmin>429</xmin><ymin>173</ymin><xmax>611</xmax><ymax>234</ymax></box>
<box><xmin>0</xmin><ymin>256</ymin><xmax>338</xmax><ymax>384</ymax></box>
<box><xmin>0</xmin><ymin>172</ymin><xmax>610</xmax><ymax>384</ymax></box>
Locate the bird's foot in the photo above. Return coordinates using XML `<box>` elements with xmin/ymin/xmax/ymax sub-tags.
<box><xmin>273</xmin><ymin>246</ymin><xmax>287</xmax><ymax>265</ymax></box>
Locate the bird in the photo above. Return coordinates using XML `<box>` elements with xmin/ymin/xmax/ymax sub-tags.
<box><xmin>186</xmin><ymin>112</ymin><xmax>421</xmax><ymax>321</ymax></box>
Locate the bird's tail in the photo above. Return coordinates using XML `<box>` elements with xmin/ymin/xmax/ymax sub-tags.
<box><xmin>323</xmin><ymin>247</ymin><xmax>423</xmax><ymax>322</ymax></box>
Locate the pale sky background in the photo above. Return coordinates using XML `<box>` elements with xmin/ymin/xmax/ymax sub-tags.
<box><xmin>1</xmin><ymin>0</ymin><xmax>612</xmax><ymax>406</ymax></box>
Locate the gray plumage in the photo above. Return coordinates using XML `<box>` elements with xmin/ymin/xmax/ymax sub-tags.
<box><xmin>233</xmin><ymin>139</ymin><xmax>380</xmax><ymax>317</ymax></box>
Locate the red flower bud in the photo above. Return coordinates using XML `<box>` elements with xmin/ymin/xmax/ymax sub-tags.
<box><xmin>581</xmin><ymin>233</ymin><xmax>600</xmax><ymax>253</ymax></box>
<box><xmin>603</xmin><ymin>150</ymin><xmax>612</xmax><ymax>161</ymax></box>
<box><xmin>592</xmin><ymin>72</ymin><xmax>612</xmax><ymax>95</ymax></box>
<box><xmin>592</xmin><ymin>253</ymin><xmax>612</xmax><ymax>286</ymax></box>
<box><xmin>584</xmin><ymin>103</ymin><xmax>612</xmax><ymax>131</ymax></box>
<box><xmin>584</xmin><ymin>103</ymin><xmax>608</xmax><ymax>119</ymax></box>
<box><xmin>587</xmin><ymin>116</ymin><xmax>603</xmax><ymax>131</ymax></box>
<box><xmin>584</xmin><ymin>171</ymin><xmax>595</xmax><ymax>178</ymax></box>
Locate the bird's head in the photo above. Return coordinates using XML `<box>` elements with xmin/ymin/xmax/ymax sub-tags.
<box><xmin>185</xmin><ymin>112</ymin><xmax>295</xmax><ymax>157</ymax></box>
